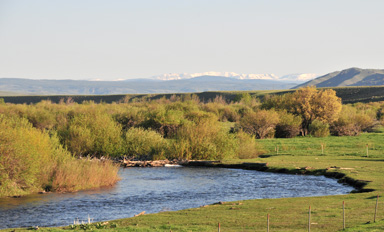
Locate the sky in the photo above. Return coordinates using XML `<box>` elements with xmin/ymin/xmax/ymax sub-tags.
<box><xmin>0</xmin><ymin>0</ymin><xmax>383</xmax><ymax>80</ymax></box>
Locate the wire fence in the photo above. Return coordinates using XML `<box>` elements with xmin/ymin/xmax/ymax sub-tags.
<box><xmin>209</xmin><ymin>195</ymin><xmax>381</xmax><ymax>232</ymax></box>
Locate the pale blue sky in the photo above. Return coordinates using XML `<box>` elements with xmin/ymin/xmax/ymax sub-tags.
<box><xmin>0</xmin><ymin>0</ymin><xmax>383</xmax><ymax>80</ymax></box>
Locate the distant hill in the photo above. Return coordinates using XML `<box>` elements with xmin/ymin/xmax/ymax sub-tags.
<box><xmin>0</xmin><ymin>90</ymin><xmax>25</xmax><ymax>96</ymax></box>
<box><xmin>3</xmin><ymin>86</ymin><xmax>384</xmax><ymax>105</ymax></box>
<box><xmin>294</xmin><ymin>68</ymin><xmax>384</xmax><ymax>88</ymax></box>
<box><xmin>0</xmin><ymin>76</ymin><xmax>297</xmax><ymax>95</ymax></box>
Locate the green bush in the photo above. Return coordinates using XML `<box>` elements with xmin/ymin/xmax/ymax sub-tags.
<box><xmin>235</xmin><ymin>130</ymin><xmax>263</xmax><ymax>159</ymax></box>
<box><xmin>113</xmin><ymin>106</ymin><xmax>145</xmax><ymax>131</ymax></box>
<box><xmin>169</xmin><ymin>120</ymin><xmax>237</xmax><ymax>160</ymax></box>
<box><xmin>219</xmin><ymin>106</ymin><xmax>240</xmax><ymax>122</ymax></box>
<box><xmin>124</xmin><ymin>127</ymin><xmax>167</xmax><ymax>160</ymax></box>
<box><xmin>140</xmin><ymin>106</ymin><xmax>184</xmax><ymax>137</ymax></box>
<box><xmin>239</xmin><ymin>110</ymin><xmax>279</xmax><ymax>139</ymax></box>
<box><xmin>0</xmin><ymin>115</ymin><xmax>56</xmax><ymax>196</ymax></box>
<box><xmin>331</xmin><ymin>105</ymin><xmax>376</xmax><ymax>136</ymax></box>
<box><xmin>275</xmin><ymin>111</ymin><xmax>302</xmax><ymax>138</ymax></box>
<box><xmin>60</xmin><ymin>110</ymin><xmax>123</xmax><ymax>157</ymax></box>
<box><xmin>309</xmin><ymin>119</ymin><xmax>330</xmax><ymax>137</ymax></box>
<box><xmin>0</xmin><ymin>114</ymin><xmax>120</xmax><ymax>197</ymax></box>
<box><xmin>0</xmin><ymin>115</ymin><xmax>71</xmax><ymax>196</ymax></box>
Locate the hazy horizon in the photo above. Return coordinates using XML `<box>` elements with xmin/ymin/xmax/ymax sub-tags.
<box><xmin>1</xmin><ymin>0</ymin><xmax>383</xmax><ymax>81</ymax></box>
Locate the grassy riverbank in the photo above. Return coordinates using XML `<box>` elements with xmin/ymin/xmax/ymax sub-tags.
<box><xmin>2</xmin><ymin>133</ymin><xmax>384</xmax><ymax>231</ymax></box>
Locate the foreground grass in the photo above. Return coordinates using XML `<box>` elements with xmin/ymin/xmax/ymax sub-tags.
<box><xmin>3</xmin><ymin>133</ymin><xmax>384</xmax><ymax>231</ymax></box>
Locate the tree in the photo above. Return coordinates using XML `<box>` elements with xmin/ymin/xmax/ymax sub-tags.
<box><xmin>290</xmin><ymin>86</ymin><xmax>342</xmax><ymax>135</ymax></box>
<box><xmin>239</xmin><ymin>110</ymin><xmax>279</xmax><ymax>139</ymax></box>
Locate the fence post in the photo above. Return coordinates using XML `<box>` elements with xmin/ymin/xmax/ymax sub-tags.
<box><xmin>374</xmin><ymin>195</ymin><xmax>379</xmax><ymax>223</ymax></box>
<box><xmin>218</xmin><ymin>222</ymin><xmax>220</xmax><ymax>232</ymax></box>
<box><xmin>321</xmin><ymin>144</ymin><xmax>324</xmax><ymax>155</ymax></box>
<box><xmin>267</xmin><ymin>214</ymin><xmax>270</xmax><ymax>232</ymax></box>
<box><xmin>366</xmin><ymin>144</ymin><xmax>369</xmax><ymax>157</ymax></box>
<box><xmin>308</xmin><ymin>206</ymin><xmax>311</xmax><ymax>232</ymax></box>
<box><xmin>343</xmin><ymin>201</ymin><xmax>345</xmax><ymax>230</ymax></box>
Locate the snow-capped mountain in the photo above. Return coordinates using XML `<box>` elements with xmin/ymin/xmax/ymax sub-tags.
<box><xmin>151</xmin><ymin>72</ymin><xmax>318</xmax><ymax>82</ymax></box>
<box><xmin>151</xmin><ymin>72</ymin><xmax>279</xmax><ymax>81</ymax></box>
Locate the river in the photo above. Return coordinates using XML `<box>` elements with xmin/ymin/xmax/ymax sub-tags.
<box><xmin>0</xmin><ymin>167</ymin><xmax>355</xmax><ymax>229</ymax></box>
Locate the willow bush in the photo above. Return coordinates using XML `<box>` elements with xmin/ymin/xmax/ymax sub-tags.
<box><xmin>59</xmin><ymin>109</ymin><xmax>123</xmax><ymax>157</ymax></box>
<box><xmin>0</xmin><ymin>115</ymin><xmax>59</xmax><ymax>196</ymax></box>
<box><xmin>275</xmin><ymin>111</ymin><xmax>302</xmax><ymax>138</ymax></box>
<box><xmin>169</xmin><ymin>119</ymin><xmax>237</xmax><ymax>160</ymax></box>
<box><xmin>0</xmin><ymin>115</ymin><xmax>120</xmax><ymax>197</ymax></box>
<box><xmin>235</xmin><ymin>130</ymin><xmax>263</xmax><ymax>159</ymax></box>
<box><xmin>124</xmin><ymin>127</ymin><xmax>168</xmax><ymax>160</ymax></box>
<box><xmin>309</xmin><ymin>119</ymin><xmax>330</xmax><ymax>137</ymax></box>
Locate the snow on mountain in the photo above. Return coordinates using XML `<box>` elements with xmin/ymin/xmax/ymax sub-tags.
<box><xmin>151</xmin><ymin>72</ymin><xmax>317</xmax><ymax>82</ymax></box>
<box><xmin>279</xmin><ymin>73</ymin><xmax>319</xmax><ymax>82</ymax></box>
<box><xmin>151</xmin><ymin>72</ymin><xmax>279</xmax><ymax>81</ymax></box>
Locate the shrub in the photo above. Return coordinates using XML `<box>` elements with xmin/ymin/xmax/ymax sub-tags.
<box><xmin>185</xmin><ymin>110</ymin><xmax>218</xmax><ymax>124</ymax></box>
<box><xmin>219</xmin><ymin>106</ymin><xmax>240</xmax><ymax>122</ymax></box>
<box><xmin>51</xmin><ymin>158</ymin><xmax>120</xmax><ymax>192</ymax></box>
<box><xmin>331</xmin><ymin>117</ymin><xmax>360</xmax><ymax>136</ymax></box>
<box><xmin>0</xmin><ymin>114</ymin><xmax>120</xmax><ymax>197</ymax></box>
<box><xmin>275</xmin><ymin>111</ymin><xmax>302</xmax><ymax>138</ymax></box>
<box><xmin>236</xmin><ymin>130</ymin><xmax>264</xmax><ymax>159</ymax></box>
<box><xmin>0</xmin><ymin>115</ymin><xmax>58</xmax><ymax>196</ymax></box>
<box><xmin>202</xmin><ymin>102</ymin><xmax>221</xmax><ymax>116</ymax></box>
<box><xmin>60</xmin><ymin>110</ymin><xmax>123</xmax><ymax>157</ymax></box>
<box><xmin>355</xmin><ymin>114</ymin><xmax>375</xmax><ymax>132</ymax></box>
<box><xmin>309</xmin><ymin>119</ymin><xmax>330</xmax><ymax>137</ymax></box>
<box><xmin>169</xmin><ymin>120</ymin><xmax>237</xmax><ymax>160</ymax></box>
<box><xmin>124</xmin><ymin>127</ymin><xmax>167</xmax><ymax>160</ymax></box>
<box><xmin>331</xmin><ymin>105</ymin><xmax>375</xmax><ymax>136</ymax></box>
<box><xmin>113</xmin><ymin>106</ymin><xmax>145</xmax><ymax>131</ymax></box>
<box><xmin>239</xmin><ymin>110</ymin><xmax>279</xmax><ymax>139</ymax></box>
<box><xmin>140</xmin><ymin>106</ymin><xmax>184</xmax><ymax>138</ymax></box>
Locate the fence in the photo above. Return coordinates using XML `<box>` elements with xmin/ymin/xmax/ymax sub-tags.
<box><xmin>211</xmin><ymin>195</ymin><xmax>380</xmax><ymax>231</ymax></box>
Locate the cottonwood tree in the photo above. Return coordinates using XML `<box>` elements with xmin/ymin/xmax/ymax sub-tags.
<box><xmin>290</xmin><ymin>86</ymin><xmax>342</xmax><ymax>135</ymax></box>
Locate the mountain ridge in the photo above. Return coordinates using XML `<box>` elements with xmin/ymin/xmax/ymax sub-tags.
<box><xmin>294</xmin><ymin>67</ymin><xmax>384</xmax><ymax>88</ymax></box>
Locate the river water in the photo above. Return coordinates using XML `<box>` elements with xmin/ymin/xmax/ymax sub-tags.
<box><xmin>0</xmin><ymin>167</ymin><xmax>354</xmax><ymax>229</ymax></box>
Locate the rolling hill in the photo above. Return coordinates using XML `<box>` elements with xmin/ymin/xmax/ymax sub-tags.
<box><xmin>294</xmin><ymin>67</ymin><xmax>384</xmax><ymax>88</ymax></box>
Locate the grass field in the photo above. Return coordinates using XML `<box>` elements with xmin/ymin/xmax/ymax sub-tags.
<box><xmin>2</xmin><ymin>133</ymin><xmax>384</xmax><ymax>231</ymax></box>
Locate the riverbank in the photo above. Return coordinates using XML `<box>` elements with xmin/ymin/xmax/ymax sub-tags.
<box><xmin>2</xmin><ymin>133</ymin><xmax>384</xmax><ymax>231</ymax></box>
